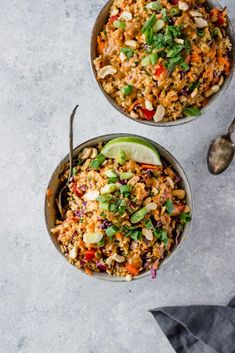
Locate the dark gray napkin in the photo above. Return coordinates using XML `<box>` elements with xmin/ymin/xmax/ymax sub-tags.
<box><xmin>150</xmin><ymin>297</ymin><xmax>235</xmax><ymax>353</ymax></box>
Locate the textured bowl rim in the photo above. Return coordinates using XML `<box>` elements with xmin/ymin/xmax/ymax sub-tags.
<box><xmin>44</xmin><ymin>133</ymin><xmax>193</xmax><ymax>282</ymax></box>
<box><xmin>90</xmin><ymin>0</ymin><xmax>235</xmax><ymax>127</ymax></box>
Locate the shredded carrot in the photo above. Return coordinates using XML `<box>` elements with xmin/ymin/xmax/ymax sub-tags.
<box><xmin>141</xmin><ymin>164</ymin><xmax>159</xmax><ymax>170</ymax></box>
<box><xmin>218</xmin><ymin>56</ymin><xmax>230</xmax><ymax>75</ymax></box>
<box><xmin>84</xmin><ymin>268</ymin><xmax>93</xmax><ymax>276</ymax></box>
<box><xmin>115</xmin><ymin>232</ymin><xmax>123</xmax><ymax>240</ymax></box>
<box><xmin>126</xmin><ymin>264</ymin><xmax>139</xmax><ymax>276</ymax></box>
<box><xmin>190</xmin><ymin>54</ymin><xmax>201</xmax><ymax>63</ymax></box>
<box><xmin>128</xmin><ymin>99</ymin><xmax>141</xmax><ymax>113</ymax></box>
<box><xmin>97</xmin><ymin>36</ymin><xmax>105</xmax><ymax>55</ymax></box>
<box><xmin>208</xmin><ymin>48</ymin><xmax>216</xmax><ymax>60</ymax></box>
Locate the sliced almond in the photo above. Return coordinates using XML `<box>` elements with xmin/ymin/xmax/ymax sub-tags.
<box><xmin>125</xmin><ymin>40</ymin><xmax>138</xmax><ymax>49</ymax></box>
<box><xmin>153</xmin><ymin>105</ymin><xmax>165</xmax><ymax>122</ymax></box>
<box><xmin>172</xmin><ymin>189</ymin><xmax>186</xmax><ymax>199</ymax></box>
<box><xmin>98</xmin><ymin>65</ymin><xmax>117</xmax><ymax>79</ymax></box>
<box><xmin>69</xmin><ymin>246</ymin><xmax>78</xmax><ymax>259</ymax></box>
<box><xmin>83</xmin><ymin>190</ymin><xmax>100</xmax><ymax>201</ymax></box>
<box><xmin>174</xmin><ymin>38</ymin><xmax>184</xmax><ymax>45</ymax></box>
<box><xmin>143</xmin><ymin>197</ymin><xmax>152</xmax><ymax>206</ymax></box>
<box><xmin>178</xmin><ymin>1</ymin><xmax>189</xmax><ymax>11</ymax></box>
<box><xmin>184</xmin><ymin>205</ymin><xmax>191</xmax><ymax>213</ymax></box>
<box><xmin>146</xmin><ymin>202</ymin><xmax>157</xmax><ymax>211</ymax></box>
<box><xmin>152</xmin><ymin>187</ymin><xmax>159</xmax><ymax>195</ymax></box>
<box><xmin>205</xmin><ymin>85</ymin><xmax>220</xmax><ymax>97</ymax></box>
<box><xmin>194</xmin><ymin>17</ymin><xmax>208</xmax><ymax>28</ymax></box>
<box><xmin>119</xmin><ymin>11</ymin><xmax>132</xmax><ymax>21</ymax></box>
<box><xmin>145</xmin><ymin>99</ymin><xmax>153</xmax><ymax>111</ymax></box>
<box><xmin>112</xmin><ymin>254</ymin><xmax>125</xmax><ymax>263</ymax></box>
<box><xmin>125</xmin><ymin>274</ymin><xmax>132</xmax><ymax>281</ymax></box>
<box><xmin>127</xmin><ymin>176</ymin><xmax>140</xmax><ymax>186</ymax></box>
<box><xmin>218</xmin><ymin>76</ymin><xmax>224</xmax><ymax>87</ymax></box>
<box><xmin>130</xmin><ymin>111</ymin><xmax>138</xmax><ymax>118</ymax></box>
<box><xmin>110</xmin><ymin>7</ymin><xmax>119</xmax><ymax>16</ymax></box>
<box><xmin>120</xmin><ymin>52</ymin><xmax>126</xmax><ymax>63</ymax></box>
<box><xmin>106</xmin><ymin>255</ymin><xmax>113</xmax><ymax>266</ymax></box>
<box><xmin>142</xmin><ymin>228</ymin><xmax>153</xmax><ymax>241</ymax></box>
<box><xmin>190</xmin><ymin>10</ymin><xmax>202</xmax><ymax>17</ymax></box>
<box><xmin>191</xmin><ymin>87</ymin><xmax>198</xmax><ymax>98</ymax></box>
<box><xmin>166</xmin><ymin>176</ymin><xmax>174</xmax><ymax>189</ymax></box>
<box><xmin>79</xmin><ymin>147</ymin><xmax>92</xmax><ymax>160</ymax></box>
<box><xmin>90</xmin><ymin>148</ymin><xmax>97</xmax><ymax>159</ymax></box>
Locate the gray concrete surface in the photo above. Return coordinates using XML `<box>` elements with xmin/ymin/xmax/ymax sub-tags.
<box><xmin>0</xmin><ymin>1</ymin><xmax>235</xmax><ymax>352</ymax></box>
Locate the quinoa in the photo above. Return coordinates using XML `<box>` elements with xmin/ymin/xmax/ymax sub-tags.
<box><xmin>93</xmin><ymin>0</ymin><xmax>232</xmax><ymax>122</ymax></box>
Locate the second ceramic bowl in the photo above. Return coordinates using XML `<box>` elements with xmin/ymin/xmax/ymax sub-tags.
<box><xmin>90</xmin><ymin>0</ymin><xmax>235</xmax><ymax>127</ymax></box>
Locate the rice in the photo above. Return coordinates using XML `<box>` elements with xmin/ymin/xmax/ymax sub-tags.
<box><xmin>93</xmin><ymin>0</ymin><xmax>232</xmax><ymax>122</ymax></box>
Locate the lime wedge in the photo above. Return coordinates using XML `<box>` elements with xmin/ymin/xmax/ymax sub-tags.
<box><xmin>101</xmin><ymin>137</ymin><xmax>162</xmax><ymax>165</ymax></box>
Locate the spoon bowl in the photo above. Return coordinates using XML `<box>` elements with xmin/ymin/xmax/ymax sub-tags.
<box><xmin>207</xmin><ymin>118</ymin><xmax>235</xmax><ymax>175</ymax></box>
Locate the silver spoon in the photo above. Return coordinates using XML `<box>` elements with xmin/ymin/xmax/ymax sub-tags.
<box><xmin>57</xmin><ymin>105</ymin><xmax>78</xmax><ymax>217</ymax></box>
<box><xmin>207</xmin><ymin>118</ymin><xmax>235</xmax><ymax>175</ymax></box>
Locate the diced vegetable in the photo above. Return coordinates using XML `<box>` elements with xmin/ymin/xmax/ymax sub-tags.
<box><xmin>131</xmin><ymin>207</ymin><xmax>148</xmax><ymax>224</ymax></box>
<box><xmin>154</xmin><ymin>63</ymin><xmax>166</xmax><ymax>76</ymax></box>
<box><xmin>83</xmin><ymin>232</ymin><xmax>103</xmax><ymax>244</ymax></box>
<box><xmin>165</xmin><ymin>199</ymin><xmax>174</xmax><ymax>214</ymax></box>
<box><xmin>153</xmin><ymin>19</ymin><xmax>165</xmax><ymax>32</ymax></box>
<box><xmin>142</xmin><ymin>14</ymin><xmax>156</xmax><ymax>33</ymax></box>
<box><xmin>141</xmin><ymin>56</ymin><xmax>151</xmax><ymax>66</ymax></box>
<box><xmin>170</xmin><ymin>7</ymin><xmax>181</xmax><ymax>16</ymax></box>
<box><xmin>113</xmin><ymin>20</ymin><xmax>126</xmax><ymax>29</ymax></box>
<box><xmin>180</xmin><ymin>213</ymin><xmax>191</xmax><ymax>224</ymax></box>
<box><xmin>183</xmin><ymin>106</ymin><xmax>201</xmax><ymax>117</ymax></box>
<box><xmin>100</xmin><ymin>183</ymin><xmax>120</xmax><ymax>194</ymax></box>
<box><xmin>120</xmin><ymin>172</ymin><xmax>134</xmax><ymax>180</ymax></box>
<box><xmin>121</xmin><ymin>84</ymin><xmax>133</xmax><ymax>96</ymax></box>
<box><xmin>106</xmin><ymin>225</ymin><xmax>119</xmax><ymax>237</ymax></box>
<box><xmin>141</xmin><ymin>163</ymin><xmax>159</xmax><ymax>169</ymax></box>
<box><xmin>150</xmin><ymin>52</ymin><xmax>158</xmax><ymax>65</ymax></box>
<box><xmin>126</xmin><ymin>264</ymin><xmax>139</xmax><ymax>276</ymax></box>
<box><xmin>120</xmin><ymin>47</ymin><xmax>135</xmax><ymax>60</ymax></box>
<box><xmin>145</xmin><ymin>1</ymin><xmax>162</xmax><ymax>11</ymax></box>
<box><xmin>120</xmin><ymin>184</ymin><xmax>132</xmax><ymax>197</ymax></box>
<box><xmin>105</xmin><ymin>170</ymin><xmax>117</xmax><ymax>178</ymax></box>
<box><xmin>85</xmin><ymin>249</ymin><xmax>96</xmax><ymax>261</ymax></box>
<box><xmin>141</xmin><ymin>108</ymin><xmax>155</xmax><ymax>120</ymax></box>
<box><xmin>90</xmin><ymin>154</ymin><xmax>106</xmax><ymax>170</ymax></box>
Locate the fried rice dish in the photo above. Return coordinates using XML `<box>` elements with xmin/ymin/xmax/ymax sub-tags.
<box><xmin>93</xmin><ymin>0</ymin><xmax>232</xmax><ymax>122</ymax></box>
<box><xmin>51</xmin><ymin>141</ymin><xmax>191</xmax><ymax>280</ymax></box>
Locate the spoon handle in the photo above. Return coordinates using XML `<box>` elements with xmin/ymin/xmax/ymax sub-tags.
<box><xmin>228</xmin><ymin>118</ymin><xmax>235</xmax><ymax>137</ymax></box>
<box><xmin>69</xmin><ymin>105</ymin><xmax>79</xmax><ymax>180</ymax></box>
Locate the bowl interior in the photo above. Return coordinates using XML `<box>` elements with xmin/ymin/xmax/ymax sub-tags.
<box><xmin>90</xmin><ymin>0</ymin><xmax>235</xmax><ymax>127</ymax></box>
<box><xmin>45</xmin><ymin>134</ymin><xmax>193</xmax><ymax>281</ymax></box>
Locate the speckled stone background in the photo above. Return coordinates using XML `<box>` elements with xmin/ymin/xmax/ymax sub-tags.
<box><xmin>0</xmin><ymin>1</ymin><xmax>235</xmax><ymax>352</ymax></box>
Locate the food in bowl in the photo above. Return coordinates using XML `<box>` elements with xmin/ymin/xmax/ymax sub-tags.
<box><xmin>51</xmin><ymin>137</ymin><xmax>191</xmax><ymax>280</ymax></box>
<box><xmin>93</xmin><ymin>0</ymin><xmax>232</xmax><ymax>122</ymax></box>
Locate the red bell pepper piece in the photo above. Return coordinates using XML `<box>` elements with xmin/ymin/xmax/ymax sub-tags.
<box><xmin>217</xmin><ymin>11</ymin><xmax>225</xmax><ymax>26</ymax></box>
<box><xmin>109</xmin><ymin>15</ymin><xmax>119</xmax><ymax>24</ymax></box>
<box><xmin>155</xmin><ymin>63</ymin><xmax>166</xmax><ymax>77</ymax></box>
<box><xmin>72</xmin><ymin>183</ymin><xmax>83</xmax><ymax>197</ymax></box>
<box><xmin>85</xmin><ymin>249</ymin><xmax>96</xmax><ymax>261</ymax></box>
<box><xmin>141</xmin><ymin>108</ymin><xmax>155</xmax><ymax>120</ymax></box>
<box><xmin>171</xmin><ymin>0</ymin><xmax>179</xmax><ymax>4</ymax></box>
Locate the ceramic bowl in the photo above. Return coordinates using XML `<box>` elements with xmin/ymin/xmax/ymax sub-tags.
<box><xmin>45</xmin><ymin>134</ymin><xmax>193</xmax><ymax>281</ymax></box>
<box><xmin>90</xmin><ymin>0</ymin><xmax>235</xmax><ymax>127</ymax></box>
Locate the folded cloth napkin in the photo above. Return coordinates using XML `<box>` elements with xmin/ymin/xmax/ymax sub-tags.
<box><xmin>150</xmin><ymin>296</ymin><xmax>235</xmax><ymax>353</ymax></box>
